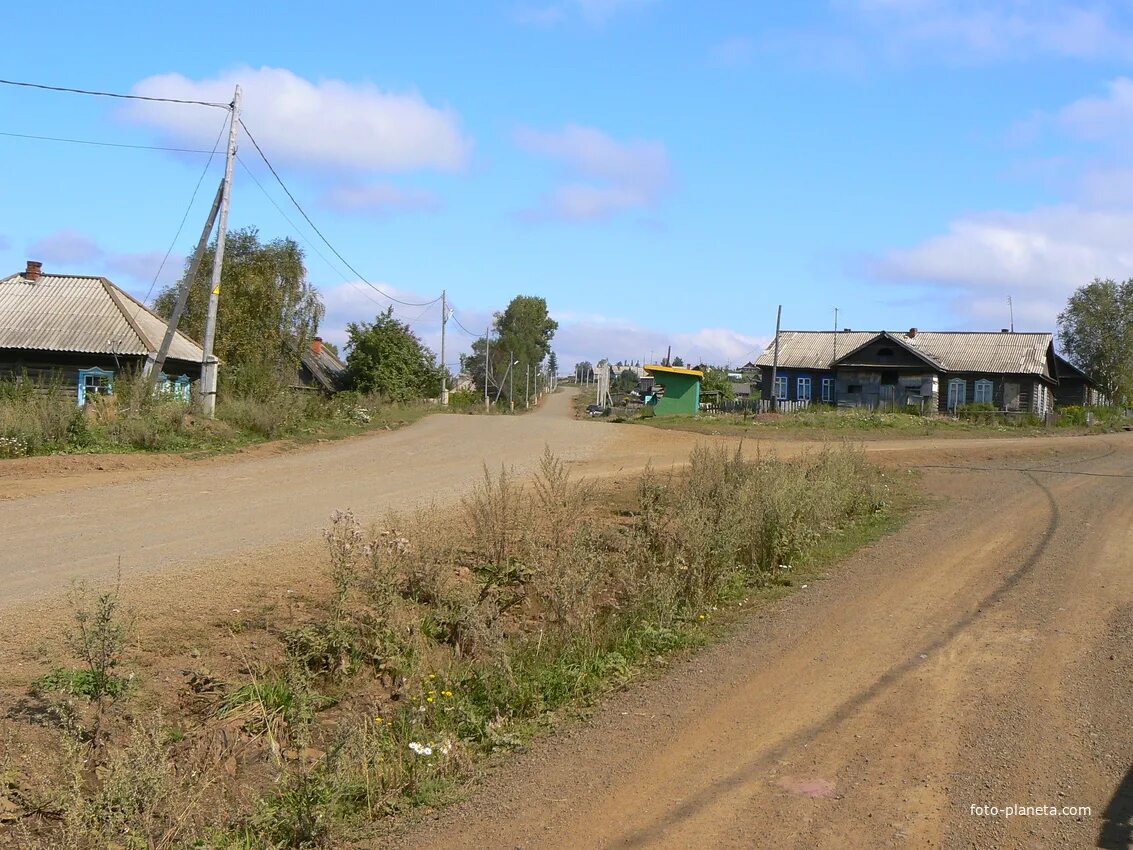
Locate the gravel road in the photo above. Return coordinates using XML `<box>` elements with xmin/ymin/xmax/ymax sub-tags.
<box><xmin>393</xmin><ymin>434</ymin><xmax>1133</xmax><ymax>850</ymax></box>
<box><xmin>0</xmin><ymin>392</ymin><xmax>626</xmax><ymax>607</ymax></box>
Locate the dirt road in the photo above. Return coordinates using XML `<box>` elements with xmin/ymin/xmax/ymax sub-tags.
<box><xmin>396</xmin><ymin>435</ymin><xmax>1133</xmax><ymax>850</ymax></box>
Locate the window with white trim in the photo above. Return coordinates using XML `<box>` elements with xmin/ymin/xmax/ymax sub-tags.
<box><xmin>78</xmin><ymin>368</ymin><xmax>114</xmax><ymax>406</ymax></box>
<box><xmin>821</xmin><ymin>377</ymin><xmax>834</xmax><ymax>402</ymax></box>
<box><xmin>773</xmin><ymin>375</ymin><xmax>788</xmax><ymax>400</ymax></box>
<box><xmin>797</xmin><ymin>376</ymin><xmax>812</xmax><ymax>401</ymax></box>
<box><xmin>973</xmin><ymin>379</ymin><xmax>994</xmax><ymax>404</ymax></box>
<box><xmin>158</xmin><ymin>373</ymin><xmax>192</xmax><ymax>402</ymax></box>
<box><xmin>947</xmin><ymin>378</ymin><xmax>966</xmax><ymax>410</ymax></box>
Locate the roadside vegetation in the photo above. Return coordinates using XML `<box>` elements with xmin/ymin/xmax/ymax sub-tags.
<box><xmin>0</xmin><ymin>445</ymin><xmax>900</xmax><ymax>848</ymax></box>
<box><xmin>0</xmin><ymin>375</ymin><xmax>432</xmax><ymax>459</ymax></box>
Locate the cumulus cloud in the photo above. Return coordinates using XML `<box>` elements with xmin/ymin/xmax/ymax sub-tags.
<box><xmin>25</xmin><ymin>230</ymin><xmax>183</xmax><ymax>292</ymax></box>
<box><xmin>124</xmin><ymin>66</ymin><xmax>471</xmax><ymax>173</ymax></box>
<box><xmin>866</xmin><ymin>205</ymin><xmax>1133</xmax><ymax>326</ymax></box>
<box><xmin>320</xmin><ymin>183</ymin><xmax>442</xmax><ymax>216</ymax></box>
<box><xmin>517</xmin><ymin>0</ymin><xmax>655</xmax><ymax>27</ymax></box>
<box><xmin>516</xmin><ymin>124</ymin><xmax>672</xmax><ymax>220</ymax></box>
<box><xmin>552</xmin><ymin>310</ymin><xmax>766</xmax><ymax>368</ymax></box>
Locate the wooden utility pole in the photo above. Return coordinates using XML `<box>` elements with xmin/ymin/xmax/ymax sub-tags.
<box><xmin>200</xmin><ymin>85</ymin><xmax>241</xmax><ymax>418</ymax></box>
<box><xmin>484</xmin><ymin>325</ymin><xmax>490</xmax><ymax>412</ymax></box>
<box><xmin>509</xmin><ymin>352</ymin><xmax>515</xmax><ymax>411</ymax></box>
<box><xmin>440</xmin><ymin>290</ymin><xmax>448</xmax><ymax>405</ymax></box>
<box><xmin>526</xmin><ymin>363</ymin><xmax>530</xmax><ymax>408</ymax></box>
<box><xmin>147</xmin><ymin>180</ymin><xmax>224</xmax><ymax>393</ymax></box>
<box><xmin>770</xmin><ymin>304</ymin><xmax>782</xmax><ymax>412</ymax></box>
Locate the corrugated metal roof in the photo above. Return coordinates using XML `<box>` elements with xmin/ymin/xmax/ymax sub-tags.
<box><xmin>754</xmin><ymin>332</ymin><xmax>879</xmax><ymax>369</ymax></box>
<box><xmin>0</xmin><ymin>272</ymin><xmax>205</xmax><ymax>363</ymax></box>
<box><xmin>755</xmin><ymin>330</ymin><xmax>1053</xmax><ymax>376</ymax></box>
<box><xmin>645</xmin><ymin>363</ymin><xmax>704</xmax><ymax>378</ymax></box>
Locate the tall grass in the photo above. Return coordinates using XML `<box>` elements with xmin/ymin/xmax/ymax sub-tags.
<box><xmin>4</xmin><ymin>445</ymin><xmax>894</xmax><ymax>848</ymax></box>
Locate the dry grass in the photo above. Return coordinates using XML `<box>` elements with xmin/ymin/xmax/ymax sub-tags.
<box><xmin>0</xmin><ymin>444</ymin><xmax>895</xmax><ymax>849</ymax></box>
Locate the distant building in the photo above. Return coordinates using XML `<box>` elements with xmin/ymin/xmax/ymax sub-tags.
<box><xmin>1052</xmin><ymin>354</ymin><xmax>1109</xmax><ymax>407</ymax></box>
<box><xmin>0</xmin><ymin>260</ymin><xmax>207</xmax><ymax>404</ymax></box>
<box><xmin>643</xmin><ymin>363</ymin><xmax>703</xmax><ymax>416</ymax></box>
<box><xmin>294</xmin><ymin>336</ymin><xmax>348</xmax><ymax>393</ymax></box>
<box><xmin>754</xmin><ymin>328</ymin><xmax>1069</xmax><ymax>414</ymax></box>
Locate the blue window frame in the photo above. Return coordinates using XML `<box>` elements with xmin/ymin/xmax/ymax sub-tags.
<box><xmin>158</xmin><ymin>373</ymin><xmax>193</xmax><ymax>402</ymax></box>
<box><xmin>797</xmin><ymin>375</ymin><xmax>812</xmax><ymax>401</ymax></box>
<box><xmin>773</xmin><ymin>375</ymin><xmax>788</xmax><ymax>400</ymax></box>
<box><xmin>77</xmin><ymin>367</ymin><xmax>114</xmax><ymax>406</ymax></box>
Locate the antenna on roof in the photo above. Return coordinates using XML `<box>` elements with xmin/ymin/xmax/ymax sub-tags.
<box><xmin>1007</xmin><ymin>295</ymin><xmax>1014</xmax><ymax>333</ymax></box>
<box><xmin>833</xmin><ymin>307</ymin><xmax>838</xmax><ymax>363</ymax></box>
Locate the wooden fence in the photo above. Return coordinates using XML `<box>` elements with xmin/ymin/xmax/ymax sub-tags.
<box><xmin>699</xmin><ymin>398</ymin><xmax>811</xmax><ymax>414</ymax></box>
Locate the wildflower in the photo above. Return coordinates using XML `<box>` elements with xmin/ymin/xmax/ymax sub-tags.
<box><xmin>440</xmin><ymin>740</ymin><xmax>453</xmax><ymax>755</ymax></box>
<box><xmin>427</xmin><ymin>673</ymin><xmax>437</xmax><ymax>680</ymax></box>
<box><xmin>408</xmin><ymin>741</ymin><xmax>431</xmax><ymax>756</ymax></box>
<box><xmin>698</xmin><ymin>614</ymin><xmax>706</xmax><ymax>620</ymax></box>
<box><xmin>374</xmin><ymin>716</ymin><xmax>383</xmax><ymax>725</ymax></box>
<box><xmin>426</xmin><ymin>696</ymin><xmax>435</xmax><ymax>703</ymax></box>
<box><xmin>441</xmin><ymin>690</ymin><xmax>453</xmax><ymax>698</ymax></box>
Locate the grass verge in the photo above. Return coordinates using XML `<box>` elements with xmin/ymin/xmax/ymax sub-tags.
<box><xmin>0</xmin><ymin>445</ymin><xmax>910</xmax><ymax>849</ymax></box>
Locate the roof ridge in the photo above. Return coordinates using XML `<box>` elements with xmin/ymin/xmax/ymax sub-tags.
<box><xmin>100</xmin><ymin>278</ymin><xmax>156</xmax><ymax>353</ymax></box>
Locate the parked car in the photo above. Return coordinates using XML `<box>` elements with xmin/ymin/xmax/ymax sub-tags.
<box><xmin>586</xmin><ymin>404</ymin><xmax>606</xmax><ymax>417</ymax></box>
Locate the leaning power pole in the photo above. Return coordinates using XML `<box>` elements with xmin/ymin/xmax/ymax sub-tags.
<box><xmin>770</xmin><ymin>304</ymin><xmax>782</xmax><ymax>412</ymax></box>
<box><xmin>200</xmin><ymin>84</ymin><xmax>242</xmax><ymax>418</ymax></box>
<box><xmin>440</xmin><ymin>290</ymin><xmax>448</xmax><ymax>405</ymax></box>
<box><xmin>484</xmin><ymin>325</ymin><xmax>491</xmax><ymax>412</ymax></box>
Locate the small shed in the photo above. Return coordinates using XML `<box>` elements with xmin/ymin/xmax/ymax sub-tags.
<box><xmin>643</xmin><ymin>363</ymin><xmax>703</xmax><ymax>416</ymax></box>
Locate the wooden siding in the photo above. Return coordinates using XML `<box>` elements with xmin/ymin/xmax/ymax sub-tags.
<box><xmin>0</xmin><ymin>349</ymin><xmax>201</xmax><ymax>402</ymax></box>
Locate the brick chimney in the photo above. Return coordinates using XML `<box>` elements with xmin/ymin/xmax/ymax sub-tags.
<box><xmin>25</xmin><ymin>260</ymin><xmax>42</xmax><ymax>282</ymax></box>
<box><xmin>311</xmin><ymin>336</ymin><xmax>323</xmax><ymax>356</ymax></box>
<box><xmin>908</xmin><ymin>327</ymin><xmax>918</xmax><ymax>338</ymax></box>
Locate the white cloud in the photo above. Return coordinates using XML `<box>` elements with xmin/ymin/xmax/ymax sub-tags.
<box><xmin>320</xmin><ymin>183</ymin><xmax>442</xmax><ymax>215</ymax></box>
<box><xmin>552</xmin><ymin>310</ymin><xmax>766</xmax><ymax>368</ymax></box>
<box><xmin>516</xmin><ymin>124</ymin><xmax>672</xmax><ymax>220</ymax></box>
<box><xmin>125</xmin><ymin>66</ymin><xmax>471</xmax><ymax>173</ymax></box>
<box><xmin>24</xmin><ymin>230</ymin><xmax>184</xmax><ymax>293</ymax></box>
<box><xmin>866</xmin><ymin>205</ymin><xmax>1133</xmax><ymax>326</ymax></box>
<box><xmin>1055</xmin><ymin>76</ymin><xmax>1133</xmax><ymax>142</ymax></box>
<box><xmin>517</xmin><ymin>0</ymin><xmax>655</xmax><ymax>27</ymax></box>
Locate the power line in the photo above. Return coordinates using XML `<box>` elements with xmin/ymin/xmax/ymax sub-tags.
<box><xmin>450</xmin><ymin>311</ymin><xmax>483</xmax><ymax>339</ymax></box>
<box><xmin>0</xmin><ymin>77</ymin><xmax>230</xmax><ymax>109</ymax></box>
<box><xmin>131</xmin><ymin>118</ymin><xmax>229</xmax><ymax>318</ymax></box>
<box><xmin>0</xmin><ymin>130</ymin><xmax>217</xmax><ymax>154</ymax></box>
<box><xmin>237</xmin><ymin>117</ymin><xmax>441</xmax><ymax>308</ymax></box>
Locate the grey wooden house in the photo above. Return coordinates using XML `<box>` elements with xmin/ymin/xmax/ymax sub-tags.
<box><xmin>0</xmin><ymin>260</ymin><xmax>208</xmax><ymax>404</ymax></box>
<box><xmin>755</xmin><ymin>328</ymin><xmax>1065</xmax><ymax>414</ymax></box>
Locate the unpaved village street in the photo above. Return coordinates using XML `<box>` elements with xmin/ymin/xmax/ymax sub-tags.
<box><xmin>2</xmin><ymin>395</ymin><xmax>1131</xmax><ymax>848</ymax></box>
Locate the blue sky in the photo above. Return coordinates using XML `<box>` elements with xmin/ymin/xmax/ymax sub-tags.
<box><xmin>6</xmin><ymin>0</ymin><xmax>1133</xmax><ymax>369</ymax></box>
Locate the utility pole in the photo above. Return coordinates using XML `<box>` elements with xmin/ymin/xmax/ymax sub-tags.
<box><xmin>200</xmin><ymin>84</ymin><xmax>241</xmax><ymax>418</ymax></box>
<box><xmin>526</xmin><ymin>363</ymin><xmax>530</xmax><ymax>408</ymax></box>
<box><xmin>509</xmin><ymin>352</ymin><xmax>515</xmax><ymax>411</ymax></box>
<box><xmin>770</xmin><ymin>304</ymin><xmax>782</xmax><ymax>413</ymax></box>
<box><xmin>439</xmin><ymin>290</ymin><xmax>448</xmax><ymax>405</ymax></box>
<box><xmin>484</xmin><ymin>325</ymin><xmax>490</xmax><ymax>412</ymax></box>
<box><xmin>147</xmin><ymin>180</ymin><xmax>224</xmax><ymax>394</ymax></box>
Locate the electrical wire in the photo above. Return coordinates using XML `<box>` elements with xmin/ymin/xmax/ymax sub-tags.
<box><xmin>450</xmin><ymin>311</ymin><xmax>484</xmax><ymax>338</ymax></box>
<box><xmin>126</xmin><ymin>115</ymin><xmax>229</xmax><ymax>331</ymax></box>
<box><xmin>238</xmin><ymin>118</ymin><xmax>441</xmax><ymax>308</ymax></box>
<box><xmin>0</xmin><ymin>130</ymin><xmax>217</xmax><ymax>153</ymax></box>
<box><xmin>235</xmin><ymin>155</ymin><xmax>384</xmax><ymax>307</ymax></box>
<box><xmin>0</xmin><ymin>78</ymin><xmax>230</xmax><ymax>109</ymax></box>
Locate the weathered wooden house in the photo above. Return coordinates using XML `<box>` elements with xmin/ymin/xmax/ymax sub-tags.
<box><xmin>294</xmin><ymin>336</ymin><xmax>348</xmax><ymax>393</ymax></box>
<box><xmin>0</xmin><ymin>260</ymin><xmax>208</xmax><ymax>403</ymax></box>
<box><xmin>755</xmin><ymin>328</ymin><xmax>1064</xmax><ymax>414</ymax></box>
<box><xmin>1052</xmin><ymin>353</ymin><xmax>1109</xmax><ymax>407</ymax></box>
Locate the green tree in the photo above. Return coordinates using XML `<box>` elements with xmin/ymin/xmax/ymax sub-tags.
<box><xmin>345</xmin><ymin>308</ymin><xmax>442</xmax><ymax>401</ymax></box>
<box><xmin>155</xmin><ymin>227</ymin><xmax>324</xmax><ymax>398</ymax></box>
<box><xmin>1057</xmin><ymin>278</ymin><xmax>1133</xmax><ymax>404</ymax></box>
<box><xmin>701</xmin><ymin>367</ymin><xmax>736</xmax><ymax>401</ymax></box>
<box><xmin>671</xmin><ymin>356</ymin><xmax>685</xmax><ymax>367</ymax></box>
<box><xmin>547</xmin><ymin>351</ymin><xmax>559</xmax><ymax>380</ymax></box>
<box><xmin>574</xmin><ymin>361</ymin><xmax>594</xmax><ymax>382</ymax></box>
<box><xmin>613</xmin><ymin>368</ymin><xmax>639</xmax><ymax>394</ymax></box>
<box><xmin>464</xmin><ymin>295</ymin><xmax>558</xmax><ymax>404</ymax></box>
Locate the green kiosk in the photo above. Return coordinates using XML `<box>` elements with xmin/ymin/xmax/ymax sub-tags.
<box><xmin>643</xmin><ymin>364</ymin><xmax>704</xmax><ymax>416</ymax></box>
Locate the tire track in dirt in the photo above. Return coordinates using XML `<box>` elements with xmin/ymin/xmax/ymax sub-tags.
<box><xmin>396</xmin><ymin>435</ymin><xmax>1133</xmax><ymax>850</ymax></box>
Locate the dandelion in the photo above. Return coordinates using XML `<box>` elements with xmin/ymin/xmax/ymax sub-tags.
<box><xmin>426</xmin><ymin>696</ymin><xmax>435</xmax><ymax>703</ymax></box>
<box><xmin>374</xmin><ymin>716</ymin><xmax>383</xmax><ymax>725</ymax></box>
<box><xmin>441</xmin><ymin>690</ymin><xmax>453</xmax><ymax>698</ymax></box>
<box><xmin>698</xmin><ymin>614</ymin><xmax>706</xmax><ymax>620</ymax></box>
